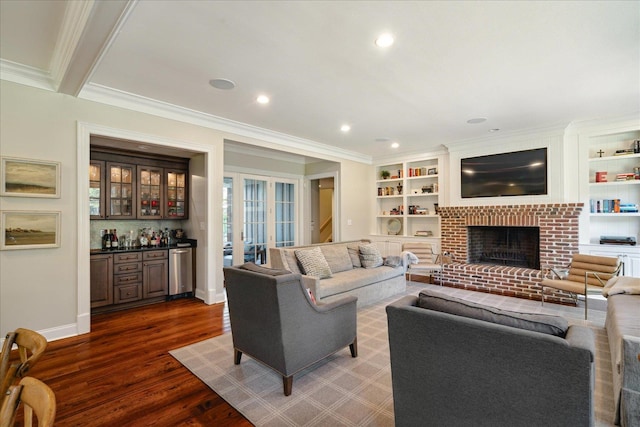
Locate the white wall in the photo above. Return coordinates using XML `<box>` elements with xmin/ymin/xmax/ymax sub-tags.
<box><xmin>0</xmin><ymin>80</ymin><xmax>375</xmax><ymax>340</ymax></box>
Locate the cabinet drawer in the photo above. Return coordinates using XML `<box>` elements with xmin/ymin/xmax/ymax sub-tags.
<box><xmin>114</xmin><ymin>252</ymin><xmax>142</xmax><ymax>263</ymax></box>
<box><xmin>113</xmin><ymin>262</ymin><xmax>142</xmax><ymax>274</ymax></box>
<box><xmin>114</xmin><ymin>283</ymin><xmax>142</xmax><ymax>304</ymax></box>
<box><xmin>113</xmin><ymin>272</ymin><xmax>142</xmax><ymax>286</ymax></box>
<box><xmin>143</xmin><ymin>250</ymin><xmax>167</xmax><ymax>260</ymax></box>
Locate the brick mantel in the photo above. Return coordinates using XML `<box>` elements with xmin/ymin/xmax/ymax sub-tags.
<box><xmin>438</xmin><ymin>203</ymin><xmax>583</xmax><ymax>303</ymax></box>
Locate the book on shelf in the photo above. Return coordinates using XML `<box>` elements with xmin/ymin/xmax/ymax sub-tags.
<box><xmin>589</xmin><ymin>199</ymin><xmax>637</xmax><ymax>213</ymax></box>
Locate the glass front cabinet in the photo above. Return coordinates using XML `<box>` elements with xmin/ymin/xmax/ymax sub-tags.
<box><xmin>90</xmin><ymin>147</ymin><xmax>189</xmax><ymax>220</ymax></box>
<box><xmin>106</xmin><ymin>162</ymin><xmax>136</xmax><ymax>219</ymax></box>
<box><xmin>138</xmin><ymin>166</ymin><xmax>163</xmax><ymax>219</ymax></box>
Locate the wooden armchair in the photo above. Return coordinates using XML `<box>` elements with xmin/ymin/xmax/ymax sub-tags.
<box><xmin>0</xmin><ymin>328</ymin><xmax>48</xmax><ymax>402</ymax></box>
<box><xmin>0</xmin><ymin>376</ymin><xmax>56</xmax><ymax>427</ymax></box>
<box><xmin>540</xmin><ymin>253</ymin><xmax>622</xmax><ymax>319</ymax></box>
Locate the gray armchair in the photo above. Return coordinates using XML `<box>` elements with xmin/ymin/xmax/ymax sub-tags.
<box><xmin>223</xmin><ymin>263</ymin><xmax>358</xmax><ymax>396</ymax></box>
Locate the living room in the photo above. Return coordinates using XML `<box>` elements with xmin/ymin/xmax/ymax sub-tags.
<box><xmin>1</xmin><ymin>1</ymin><xmax>639</xmax><ymax>425</ymax></box>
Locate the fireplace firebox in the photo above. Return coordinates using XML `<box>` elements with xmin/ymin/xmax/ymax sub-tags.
<box><xmin>467</xmin><ymin>226</ymin><xmax>540</xmax><ymax>269</ymax></box>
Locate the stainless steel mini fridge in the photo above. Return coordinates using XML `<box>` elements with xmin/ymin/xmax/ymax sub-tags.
<box><xmin>169</xmin><ymin>247</ymin><xmax>193</xmax><ymax>295</ymax></box>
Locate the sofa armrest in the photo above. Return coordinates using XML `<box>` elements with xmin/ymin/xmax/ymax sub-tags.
<box><xmin>565</xmin><ymin>325</ymin><xmax>596</xmax><ymax>362</ymax></box>
<box><xmin>313</xmin><ymin>295</ymin><xmax>358</xmax><ymax>313</ymax></box>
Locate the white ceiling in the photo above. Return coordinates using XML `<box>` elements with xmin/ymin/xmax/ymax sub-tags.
<box><xmin>1</xmin><ymin>0</ymin><xmax>639</xmax><ymax>162</ymax></box>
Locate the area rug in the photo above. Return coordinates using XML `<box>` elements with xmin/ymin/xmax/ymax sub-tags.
<box><xmin>170</xmin><ymin>284</ymin><xmax>615</xmax><ymax>427</ymax></box>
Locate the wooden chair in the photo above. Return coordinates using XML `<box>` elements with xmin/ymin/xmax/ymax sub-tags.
<box><xmin>0</xmin><ymin>328</ymin><xmax>48</xmax><ymax>403</ymax></box>
<box><xmin>0</xmin><ymin>376</ymin><xmax>56</xmax><ymax>427</ymax></box>
<box><xmin>402</xmin><ymin>242</ymin><xmax>443</xmax><ymax>284</ymax></box>
<box><xmin>540</xmin><ymin>253</ymin><xmax>622</xmax><ymax>319</ymax></box>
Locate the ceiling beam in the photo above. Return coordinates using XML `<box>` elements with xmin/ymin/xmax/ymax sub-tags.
<box><xmin>53</xmin><ymin>0</ymin><xmax>135</xmax><ymax>96</ymax></box>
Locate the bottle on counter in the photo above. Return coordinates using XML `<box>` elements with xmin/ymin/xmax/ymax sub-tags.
<box><xmin>101</xmin><ymin>229</ymin><xmax>107</xmax><ymax>250</ymax></box>
<box><xmin>105</xmin><ymin>229</ymin><xmax>112</xmax><ymax>249</ymax></box>
<box><xmin>112</xmin><ymin>229</ymin><xmax>118</xmax><ymax>249</ymax></box>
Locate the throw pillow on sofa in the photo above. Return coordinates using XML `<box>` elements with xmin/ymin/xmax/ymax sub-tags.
<box><xmin>359</xmin><ymin>243</ymin><xmax>383</xmax><ymax>268</ymax></box>
<box><xmin>418</xmin><ymin>289</ymin><xmax>569</xmax><ymax>337</ymax></box>
<box><xmin>295</xmin><ymin>247</ymin><xmax>333</xmax><ymax>279</ymax></box>
<box><xmin>320</xmin><ymin>244</ymin><xmax>353</xmax><ymax>273</ymax></box>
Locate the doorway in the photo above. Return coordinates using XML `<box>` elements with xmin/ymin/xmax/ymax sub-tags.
<box><xmin>309</xmin><ymin>177</ymin><xmax>335</xmax><ymax>243</ymax></box>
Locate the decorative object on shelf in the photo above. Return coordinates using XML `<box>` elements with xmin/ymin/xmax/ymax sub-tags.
<box><xmin>378</xmin><ymin>187</ymin><xmax>383</xmax><ymax>196</ymax></box>
<box><xmin>414</xmin><ymin>230</ymin><xmax>433</xmax><ymax>237</ymax></box>
<box><xmin>596</xmin><ymin>171</ymin><xmax>607</xmax><ymax>182</ymax></box>
<box><xmin>387</xmin><ymin>218</ymin><xmax>401</xmax><ymax>235</ymax></box>
<box><xmin>434</xmin><ymin>203</ymin><xmax>439</xmax><ymax>214</ymax></box>
<box><xmin>0</xmin><ymin>210</ymin><xmax>60</xmax><ymax>250</ymax></box>
<box><xmin>0</xmin><ymin>156</ymin><xmax>61</xmax><ymax>198</ymax></box>
<box><xmin>614</xmin><ymin>148</ymin><xmax>634</xmax><ymax>156</ymax></box>
<box><xmin>415</xmin><ymin>207</ymin><xmax>428</xmax><ymax>215</ymax></box>
<box><xmin>411</xmin><ymin>189</ymin><xmax>420</xmax><ymax>195</ymax></box>
<box><xmin>634</xmin><ymin>140</ymin><xmax>640</xmax><ymax>153</ymax></box>
<box><xmin>597</xmin><ymin>149</ymin><xmax>605</xmax><ymax>157</ymax></box>
<box><xmin>380</xmin><ymin>170</ymin><xmax>390</xmax><ymax>179</ymax></box>
<box><xmin>427</xmin><ymin>167</ymin><xmax>437</xmax><ymax>175</ymax></box>
<box><xmin>421</xmin><ymin>185</ymin><xmax>432</xmax><ymax>193</ymax></box>
<box><xmin>397</xmin><ymin>184</ymin><xmax>403</xmax><ymax>195</ymax></box>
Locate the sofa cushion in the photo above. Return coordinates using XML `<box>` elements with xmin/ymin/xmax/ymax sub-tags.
<box><xmin>295</xmin><ymin>247</ymin><xmax>332</xmax><ymax>279</ymax></box>
<box><xmin>316</xmin><ymin>265</ymin><xmax>404</xmax><ymax>299</ymax></box>
<box><xmin>359</xmin><ymin>243</ymin><xmax>383</xmax><ymax>268</ymax></box>
<box><xmin>418</xmin><ymin>289</ymin><xmax>569</xmax><ymax>337</ymax></box>
<box><xmin>239</xmin><ymin>262</ymin><xmax>291</xmax><ymax>276</ymax></box>
<box><xmin>320</xmin><ymin>244</ymin><xmax>353</xmax><ymax>273</ymax></box>
<box><xmin>347</xmin><ymin>243</ymin><xmax>362</xmax><ymax>268</ymax></box>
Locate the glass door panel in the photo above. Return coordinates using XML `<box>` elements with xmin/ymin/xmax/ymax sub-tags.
<box><xmin>243</xmin><ymin>178</ymin><xmax>267</xmax><ymax>265</ymax></box>
<box><xmin>167</xmin><ymin>170</ymin><xmax>187</xmax><ymax>218</ymax></box>
<box><xmin>106</xmin><ymin>163</ymin><xmax>134</xmax><ymax>218</ymax></box>
<box><xmin>223</xmin><ymin>177</ymin><xmax>234</xmax><ymax>266</ymax></box>
<box><xmin>89</xmin><ymin>161</ymin><xmax>104</xmax><ymax>218</ymax></box>
<box><xmin>275</xmin><ymin>181</ymin><xmax>295</xmax><ymax>247</ymax></box>
<box><xmin>138</xmin><ymin>167</ymin><xmax>162</xmax><ymax>218</ymax></box>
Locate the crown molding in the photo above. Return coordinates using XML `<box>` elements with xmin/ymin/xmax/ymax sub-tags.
<box><xmin>0</xmin><ymin>59</ymin><xmax>54</xmax><ymax>91</ymax></box>
<box><xmin>79</xmin><ymin>83</ymin><xmax>372</xmax><ymax>164</ymax></box>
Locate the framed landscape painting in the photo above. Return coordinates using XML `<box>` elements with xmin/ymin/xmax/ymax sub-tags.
<box><xmin>1</xmin><ymin>211</ymin><xmax>61</xmax><ymax>250</ymax></box>
<box><xmin>1</xmin><ymin>157</ymin><xmax>61</xmax><ymax>198</ymax></box>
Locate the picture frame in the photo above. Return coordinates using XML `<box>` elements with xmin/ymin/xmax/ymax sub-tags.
<box><xmin>427</xmin><ymin>167</ymin><xmax>437</xmax><ymax>175</ymax></box>
<box><xmin>1</xmin><ymin>210</ymin><xmax>61</xmax><ymax>250</ymax></box>
<box><xmin>1</xmin><ymin>156</ymin><xmax>61</xmax><ymax>198</ymax></box>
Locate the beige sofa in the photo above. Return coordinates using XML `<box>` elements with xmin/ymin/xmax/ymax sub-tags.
<box><xmin>269</xmin><ymin>240</ymin><xmax>406</xmax><ymax>307</ymax></box>
<box><xmin>602</xmin><ymin>276</ymin><xmax>640</xmax><ymax>427</ymax></box>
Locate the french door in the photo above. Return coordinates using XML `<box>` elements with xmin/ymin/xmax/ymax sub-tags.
<box><xmin>223</xmin><ymin>173</ymin><xmax>298</xmax><ymax>267</ymax></box>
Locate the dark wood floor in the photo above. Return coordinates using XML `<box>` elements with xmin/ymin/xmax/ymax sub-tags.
<box><xmin>13</xmin><ymin>298</ymin><xmax>253</xmax><ymax>426</ymax></box>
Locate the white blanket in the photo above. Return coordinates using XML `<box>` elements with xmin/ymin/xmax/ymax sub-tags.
<box><xmin>602</xmin><ymin>276</ymin><xmax>640</xmax><ymax>296</ymax></box>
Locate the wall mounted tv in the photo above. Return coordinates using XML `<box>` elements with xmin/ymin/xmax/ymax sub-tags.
<box><xmin>461</xmin><ymin>148</ymin><xmax>548</xmax><ymax>198</ymax></box>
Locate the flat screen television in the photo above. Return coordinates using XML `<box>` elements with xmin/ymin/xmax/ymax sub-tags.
<box><xmin>461</xmin><ymin>148</ymin><xmax>547</xmax><ymax>198</ymax></box>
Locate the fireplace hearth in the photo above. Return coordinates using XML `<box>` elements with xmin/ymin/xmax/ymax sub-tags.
<box><xmin>468</xmin><ymin>226</ymin><xmax>540</xmax><ymax>269</ymax></box>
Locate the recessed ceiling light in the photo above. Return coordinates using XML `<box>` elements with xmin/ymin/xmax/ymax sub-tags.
<box><xmin>391</xmin><ymin>142</ymin><xmax>400</xmax><ymax>148</ymax></box>
<box><xmin>489</xmin><ymin>128</ymin><xmax>500</xmax><ymax>132</ymax></box>
<box><xmin>467</xmin><ymin>117</ymin><xmax>487</xmax><ymax>124</ymax></box>
<box><xmin>256</xmin><ymin>95</ymin><xmax>270</xmax><ymax>104</ymax></box>
<box><xmin>340</xmin><ymin>124</ymin><xmax>351</xmax><ymax>132</ymax></box>
<box><xmin>375</xmin><ymin>33</ymin><xmax>394</xmax><ymax>48</ymax></box>
<box><xmin>209</xmin><ymin>78</ymin><xmax>236</xmax><ymax>90</ymax></box>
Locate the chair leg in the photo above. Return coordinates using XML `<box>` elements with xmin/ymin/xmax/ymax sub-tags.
<box><xmin>283</xmin><ymin>375</ymin><xmax>293</xmax><ymax>396</ymax></box>
<box><xmin>234</xmin><ymin>349</ymin><xmax>242</xmax><ymax>365</ymax></box>
<box><xmin>349</xmin><ymin>337</ymin><xmax>358</xmax><ymax>358</ymax></box>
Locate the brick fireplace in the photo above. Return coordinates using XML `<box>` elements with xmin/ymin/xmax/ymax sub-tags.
<box><xmin>438</xmin><ymin>203</ymin><xmax>583</xmax><ymax>303</ymax></box>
